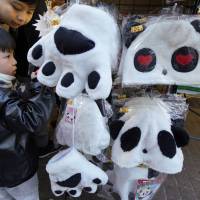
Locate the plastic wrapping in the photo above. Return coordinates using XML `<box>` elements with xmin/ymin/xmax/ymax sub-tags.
<box><xmin>119</xmin><ymin>15</ymin><xmax>200</xmax><ymax>87</ymax></box>
<box><xmin>111</xmin><ymin>86</ymin><xmax>188</xmax><ymax>121</ymax></box>
<box><xmin>134</xmin><ymin>174</ymin><xmax>167</xmax><ymax>200</ymax></box>
<box><xmin>98</xmin><ymin>167</ymin><xmax>166</xmax><ymax>200</ymax></box>
<box><xmin>160</xmin><ymin>94</ymin><xmax>188</xmax><ymax>121</ymax></box>
<box><xmin>55</xmin><ymin>95</ymin><xmax>111</xmax><ymax>155</ymax></box>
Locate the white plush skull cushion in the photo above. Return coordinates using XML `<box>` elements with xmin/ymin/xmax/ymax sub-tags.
<box><xmin>46</xmin><ymin>148</ymin><xmax>108</xmax><ymax>197</ymax></box>
<box><xmin>121</xmin><ymin>19</ymin><xmax>200</xmax><ymax>86</ymax></box>
<box><xmin>27</xmin><ymin>4</ymin><xmax>120</xmax><ymax>99</ymax></box>
<box><xmin>56</xmin><ymin>95</ymin><xmax>110</xmax><ymax>155</ymax></box>
<box><xmin>110</xmin><ymin>97</ymin><xmax>186</xmax><ymax>174</ymax></box>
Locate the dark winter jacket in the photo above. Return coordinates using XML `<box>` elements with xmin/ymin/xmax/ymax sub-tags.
<box><xmin>0</xmin><ymin>80</ymin><xmax>54</xmax><ymax>187</ymax></box>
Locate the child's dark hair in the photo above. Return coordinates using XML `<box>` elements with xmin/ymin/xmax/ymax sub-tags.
<box><xmin>0</xmin><ymin>29</ymin><xmax>16</xmax><ymax>52</ymax></box>
<box><xmin>19</xmin><ymin>0</ymin><xmax>39</xmax><ymax>5</ymax></box>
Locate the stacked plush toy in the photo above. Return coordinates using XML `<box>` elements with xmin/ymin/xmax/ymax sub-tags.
<box><xmin>28</xmin><ymin>8</ymin><xmax>194</xmax><ymax>199</ymax></box>
<box><xmin>27</xmin><ymin>3</ymin><xmax>121</xmax><ymax>198</ymax></box>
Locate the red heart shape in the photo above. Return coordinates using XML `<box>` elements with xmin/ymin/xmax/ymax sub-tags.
<box><xmin>137</xmin><ymin>55</ymin><xmax>153</xmax><ymax>66</ymax></box>
<box><xmin>176</xmin><ymin>54</ymin><xmax>193</xmax><ymax>65</ymax></box>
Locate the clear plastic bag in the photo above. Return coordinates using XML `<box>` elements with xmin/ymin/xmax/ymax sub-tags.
<box><xmin>160</xmin><ymin>94</ymin><xmax>188</xmax><ymax>121</ymax></box>
<box><xmin>134</xmin><ymin>174</ymin><xmax>167</xmax><ymax>200</ymax></box>
<box><xmin>55</xmin><ymin>95</ymin><xmax>111</xmax><ymax>155</ymax></box>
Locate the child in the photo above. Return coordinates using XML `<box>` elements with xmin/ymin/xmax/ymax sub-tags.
<box><xmin>0</xmin><ymin>0</ymin><xmax>38</xmax><ymax>29</ymax></box>
<box><xmin>0</xmin><ymin>28</ymin><xmax>54</xmax><ymax>200</ymax></box>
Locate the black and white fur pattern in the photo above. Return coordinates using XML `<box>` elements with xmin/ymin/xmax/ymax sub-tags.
<box><xmin>27</xmin><ymin>4</ymin><xmax>120</xmax><ymax>99</ymax></box>
<box><xmin>110</xmin><ymin>97</ymin><xmax>189</xmax><ymax>174</ymax></box>
<box><xmin>46</xmin><ymin>148</ymin><xmax>108</xmax><ymax>197</ymax></box>
<box><xmin>121</xmin><ymin>19</ymin><xmax>200</xmax><ymax>86</ymax></box>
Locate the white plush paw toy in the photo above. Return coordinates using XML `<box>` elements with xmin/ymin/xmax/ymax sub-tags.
<box><xmin>109</xmin><ymin>97</ymin><xmax>189</xmax><ymax>174</ymax></box>
<box><xmin>46</xmin><ymin>148</ymin><xmax>108</xmax><ymax>197</ymax></box>
<box><xmin>56</xmin><ymin>95</ymin><xmax>110</xmax><ymax>155</ymax></box>
<box><xmin>27</xmin><ymin>4</ymin><xmax>120</xmax><ymax>99</ymax></box>
<box><xmin>121</xmin><ymin>18</ymin><xmax>200</xmax><ymax>86</ymax></box>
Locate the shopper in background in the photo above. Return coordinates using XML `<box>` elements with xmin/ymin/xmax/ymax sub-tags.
<box><xmin>14</xmin><ymin>0</ymin><xmax>47</xmax><ymax>79</ymax></box>
<box><xmin>0</xmin><ymin>0</ymin><xmax>38</xmax><ymax>30</ymax></box>
<box><xmin>0</xmin><ymin>28</ymin><xmax>54</xmax><ymax>200</ymax></box>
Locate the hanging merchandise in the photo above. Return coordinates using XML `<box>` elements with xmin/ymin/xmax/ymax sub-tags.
<box><xmin>109</xmin><ymin>97</ymin><xmax>189</xmax><ymax>173</ymax></box>
<box><xmin>109</xmin><ymin>165</ymin><xmax>159</xmax><ymax>200</ymax></box>
<box><xmin>56</xmin><ymin>95</ymin><xmax>110</xmax><ymax>155</ymax></box>
<box><xmin>27</xmin><ymin>3</ymin><xmax>120</xmax><ymax>100</ymax></box>
<box><xmin>46</xmin><ymin>148</ymin><xmax>108</xmax><ymax>197</ymax></box>
<box><xmin>120</xmin><ymin>15</ymin><xmax>200</xmax><ymax>86</ymax></box>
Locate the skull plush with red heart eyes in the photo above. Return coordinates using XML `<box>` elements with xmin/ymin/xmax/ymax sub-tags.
<box><xmin>121</xmin><ymin>18</ymin><xmax>200</xmax><ymax>86</ymax></box>
<box><xmin>27</xmin><ymin>4</ymin><xmax>120</xmax><ymax>100</ymax></box>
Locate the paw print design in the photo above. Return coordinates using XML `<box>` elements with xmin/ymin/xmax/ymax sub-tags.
<box><xmin>46</xmin><ymin>148</ymin><xmax>108</xmax><ymax>197</ymax></box>
<box><xmin>27</xmin><ymin>4</ymin><xmax>120</xmax><ymax>100</ymax></box>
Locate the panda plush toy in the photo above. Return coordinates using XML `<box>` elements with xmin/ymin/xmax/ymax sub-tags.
<box><xmin>121</xmin><ymin>18</ymin><xmax>200</xmax><ymax>86</ymax></box>
<box><xmin>109</xmin><ymin>97</ymin><xmax>189</xmax><ymax>174</ymax></box>
<box><xmin>27</xmin><ymin>4</ymin><xmax>120</xmax><ymax>100</ymax></box>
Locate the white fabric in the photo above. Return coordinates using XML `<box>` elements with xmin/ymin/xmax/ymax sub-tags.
<box><xmin>0</xmin><ymin>174</ymin><xmax>39</xmax><ymax>200</ymax></box>
<box><xmin>56</xmin><ymin>95</ymin><xmax>110</xmax><ymax>155</ymax></box>
<box><xmin>121</xmin><ymin>19</ymin><xmax>200</xmax><ymax>86</ymax></box>
<box><xmin>0</xmin><ymin>73</ymin><xmax>15</xmax><ymax>88</ymax></box>
<box><xmin>28</xmin><ymin>4</ymin><xmax>120</xmax><ymax>99</ymax></box>
<box><xmin>111</xmin><ymin>165</ymin><xmax>149</xmax><ymax>200</ymax></box>
<box><xmin>112</xmin><ymin>97</ymin><xmax>184</xmax><ymax>174</ymax></box>
<box><xmin>46</xmin><ymin>148</ymin><xmax>108</xmax><ymax>197</ymax></box>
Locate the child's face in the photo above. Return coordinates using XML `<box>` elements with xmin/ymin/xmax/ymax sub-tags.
<box><xmin>0</xmin><ymin>50</ymin><xmax>17</xmax><ymax>76</ymax></box>
<box><xmin>0</xmin><ymin>0</ymin><xmax>36</xmax><ymax>28</ymax></box>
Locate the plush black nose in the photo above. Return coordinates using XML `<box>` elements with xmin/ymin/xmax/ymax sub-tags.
<box><xmin>54</xmin><ymin>27</ymin><xmax>95</xmax><ymax>55</ymax></box>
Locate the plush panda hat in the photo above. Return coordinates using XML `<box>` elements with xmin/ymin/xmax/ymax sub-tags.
<box><xmin>27</xmin><ymin>4</ymin><xmax>120</xmax><ymax>99</ymax></box>
<box><xmin>110</xmin><ymin>97</ymin><xmax>189</xmax><ymax>174</ymax></box>
<box><xmin>121</xmin><ymin>19</ymin><xmax>200</xmax><ymax>86</ymax></box>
